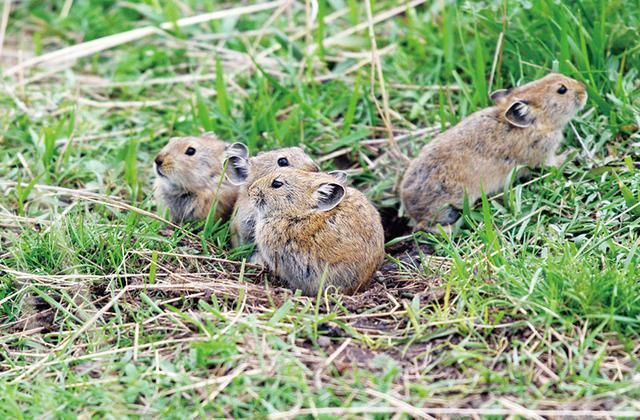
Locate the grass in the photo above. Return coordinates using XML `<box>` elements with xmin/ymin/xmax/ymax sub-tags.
<box><xmin>1</xmin><ymin>0</ymin><xmax>640</xmax><ymax>417</ymax></box>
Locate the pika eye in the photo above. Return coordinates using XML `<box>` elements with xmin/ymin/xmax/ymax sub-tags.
<box><xmin>185</xmin><ymin>147</ymin><xmax>196</xmax><ymax>156</ymax></box>
<box><xmin>557</xmin><ymin>84</ymin><xmax>568</xmax><ymax>94</ymax></box>
<box><xmin>277</xmin><ymin>157</ymin><xmax>289</xmax><ymax>167</ymax></box>
<box><xmin>271</xmin><ymin>179</ymin><xmax>283</xmax><ymax>189</ymax></box>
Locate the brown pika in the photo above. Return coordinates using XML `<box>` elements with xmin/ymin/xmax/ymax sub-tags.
<box><xmin>154</xmin><ymin>133</ymin><xmax>238</xmax><ymax>222</ymax></box>
<box><xmin>248</xmin><ymin>168</ymin><xmax>385</xmax><ymax>296</ymax></box>
<box><xmin>224</xmin><ymin>143</ymin><xmax>320</xmax><ymax>247</ymax></box>
<box><xmin>400</xmin><ymin>72</ymin><xmax>588</xmax><ymax>231</ymax></box>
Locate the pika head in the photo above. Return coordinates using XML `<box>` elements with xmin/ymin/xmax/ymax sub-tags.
<box><xmin>153</xmin><ymin>133</ymin><xmax>238</xmax><ymax>222</ymax></box>
<box><xmin>154</xmin><ymin>134</ymin><xmax>225</xmax><ymax>191</ymax></box>
<box><xmin>490</xmin><ymin>73</ymin><xmax>587</xmax><ymax>129</ymax></box>
<box><xmin>224</xmin><ymin>143</ymin><xmax>319</xmax><ymax>186</ymax></box>
<box><xmin>248</xmin><ymin>168</ymin><xmax>346</xmax><ymax>217</ymax></box>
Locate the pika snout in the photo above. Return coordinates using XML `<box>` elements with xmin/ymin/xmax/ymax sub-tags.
<box><xmin>575</xmin><ymin>88</ymin><xmax>588</xmax><ymax>108</ymax></box>
<box><xmin>250</xmin><ymin>190</ymin><xmax>266</xmax><ymax>209</ymax></box>
<box><xmin>154</xmin><ymin>153</ymin><xmax>167</xmax><ymax>177</ymax></box>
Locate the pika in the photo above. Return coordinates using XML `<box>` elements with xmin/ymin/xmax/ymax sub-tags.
<box><xmin>154</xmin><ymin>133</ymin><xmax>238</xmax><ymax>222</ymax></box>
<box><xmin>248</xmin><ymin>168</ymin><xmax>385</xmax><ymax>296</ymax></box>
<box><xmin>224</xmin><ymin>143</ymin><xmax>320</xmax><ymax>247</ymax></box>
<box><xmin>400</xmin><ymin>73</ymin><xmax>588</xmax><ymax>231</ymax></box>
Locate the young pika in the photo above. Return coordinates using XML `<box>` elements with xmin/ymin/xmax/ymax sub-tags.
<box><xmin>248</xmin><ymin>168</ymin><xmax>385</xmax><ymax>296</ymax></box>
<box><xmin>400</xmin><ymin>73</ymin><xmax>588</xmax><ymax>231</ymax></box>
<box><xmin>154</xmin><ymin>133</ymin><xmax>239</xmax><ymax>222</ymax></box>
<box><xmin>224</xmin><ymin>143</ymin><xmax>320</xmax><ymax>247</ymax></box>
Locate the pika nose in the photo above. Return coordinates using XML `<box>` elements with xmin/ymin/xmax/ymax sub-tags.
<box><xmin>155</xmin><ymin>156</ymin><xmax>163</xmax><ymax>167</ymax></box>
<box><xmin>247</xmin><ymin>184</ymin><xmax>261</xmax><ymax>197</ymax></box>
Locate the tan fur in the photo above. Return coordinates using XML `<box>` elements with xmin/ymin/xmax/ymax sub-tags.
<box><xmin>400</xmin><ymin>73</ymin><xmax>588</xmax><ymax>231</ymax></box>
<box><xmin>225</xmin><ymin>146</ymin><xmax>319</xmax><ymax>247</ymax></box>
<box><xmin>248</xmin><ymin>168</ymin><xmax>385</xmax><ymax>296</ymax></box>
<box><xmin>153</xmin><ymin>133</ymin><xmax>238</xmax><ymax>222</ymax></box>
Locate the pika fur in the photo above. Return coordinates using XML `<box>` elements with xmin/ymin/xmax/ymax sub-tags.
<box><xmin>248</xmin><ymin>168</ymin><xmax>385</xmax><ymax>296</ymax></box>
<box><xmin>224</xmin><ymin>143</ymin><xmax>320</xmax><ymax>247</ymax></box>
<box><xmin>154</xmin><ymin>133</ymin><xmax>238</xmax><ymax>222</ymax></box>
<box><xmin>400</xmin><ymin>73</ymin><xmax>588</xmax><ymax>231</ymax></box>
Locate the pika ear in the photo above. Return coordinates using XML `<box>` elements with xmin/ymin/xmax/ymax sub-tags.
<box><xmin>504</xmin><ymin>100</ymin><xmax>534</xmax><ymax>128</ymax></box>
<box><xmin>314</xmin><ymin>183</ymin><xmax>345</xmax><ymax>211</ymax></box>
<box><xmin>225</xmin><ymin>142</ymin><xmax>249</xmax><ymax>159</ymax></box>
<box><xmin>225</xmin><ymin>156</ymin><xmax>250</xmax><ymax>185</ymax></box>
<box><xmin>327</xmin><ymin>170</ymin><xmax>348</xmax><ymax>184</ymax></box>
<box><xmin>489</xmin><ymin>88</ymin><xmax>511</xmax><ymax>103</ymax></box>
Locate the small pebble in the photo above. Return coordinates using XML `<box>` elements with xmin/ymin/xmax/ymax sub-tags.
<box><xmin>318</xmin><ymin>336</ymin><xmax>332</xmax><ymax>347</ymax></box>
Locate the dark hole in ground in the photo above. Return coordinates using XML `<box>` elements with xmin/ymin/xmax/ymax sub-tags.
<box><xmin>381</xmin><ymin>241</ymin><xmax>434</xmax><ymax>275</ymax></box>
<box><xmin>329</xmin><ymin>153</ymin><xmax>354</xmax><ymax>171</ymax></box>
<box><xmin>6</xmin><ymin>295</ymin><xmax>55</xmax><ymax>334</ymax></box>
<box><xmin>378</xmin><ymin>205</ymin><xmax>412</xmax><ymax>241</ymax></box>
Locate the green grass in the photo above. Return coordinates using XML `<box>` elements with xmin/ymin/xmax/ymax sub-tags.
<box><xmin>1</xmin><ymin>0</ymin><xmax>640</xmax><ymax>417</ymax></box>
